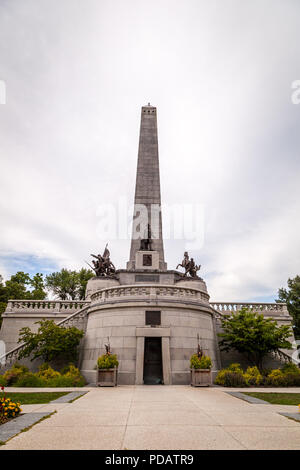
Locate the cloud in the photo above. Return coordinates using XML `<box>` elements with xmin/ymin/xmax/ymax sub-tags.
<box><xmin>0</xmin><ymin>0</ymin><xmax>300</xmax><ymax>302</ymax></box>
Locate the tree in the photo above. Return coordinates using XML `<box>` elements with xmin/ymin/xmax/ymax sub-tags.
<box><xmin>218</xmin><ymin>308</ymin><xmax>292</xmax><ymax>370</ymax></box>
<box><xmin>277</xmin><ymin>275</ymin><xmax>300</xmax><ymax>339</ymax></box>
<box><xmin>5</xmin><ymin>272</ymin><xmax>31</xmax><ymax>300</ymax></box>
<box><xmin>0</xmin><ymin>272</ymin><xmax>46</xmax><ymax>327</ymax></box>
<box><xmin>45</xmin><ymin>268</ymin><xmax>93</xmax><ymax>300</ymax></box>
<box><xmin>30</xmin><ymin>273</ymin><xmax>47</xmax><ymax>300</ymax></box>
<box><xmin>17</xmin><ymin>320</ymin><xmax>84</xmax><ymax>363</ymax></box>
<box><xmin>77</xmin><ymin>268</ymin><xmax>94</xmax><ymax>300</ymax></box>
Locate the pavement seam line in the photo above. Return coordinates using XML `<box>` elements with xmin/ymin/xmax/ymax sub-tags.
<box><xmin>120</xmin><ymin>385</ymin><xmax>135</xmax><ymax>450</ymax></box>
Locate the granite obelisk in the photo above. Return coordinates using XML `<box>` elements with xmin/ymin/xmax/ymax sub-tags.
<box><xmin>127</xmin><ymin>104</ymin><xmax>167</xmax><ymax>270</ymax></box>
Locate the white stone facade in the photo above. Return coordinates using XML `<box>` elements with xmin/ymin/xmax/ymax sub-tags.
<box><xmin>79</xmin><ymin>276</ymin><xmax>220</xmax><ymax>385</ymax></box>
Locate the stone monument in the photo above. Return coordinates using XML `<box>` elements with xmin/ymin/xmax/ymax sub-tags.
<box><xmin>0</xmin><ymin>103</ymin><xmax>296</xmax><ymax>383</ymax></box>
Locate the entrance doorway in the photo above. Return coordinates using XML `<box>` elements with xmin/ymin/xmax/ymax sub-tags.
<box><xmin>143</xmin><ymin>337</ymin><xmax>163</xmax><ymax>384</ymax></box>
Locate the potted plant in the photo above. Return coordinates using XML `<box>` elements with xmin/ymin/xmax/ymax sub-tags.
<box><xmin>96</xmin><ymin>349</ymin><xmax>119</xmax><ymax>387</ymax></box>
<box><xmin>190</xmin><ymin>353</ymin><xmax>212</xmax><ymax>387</ymax></box>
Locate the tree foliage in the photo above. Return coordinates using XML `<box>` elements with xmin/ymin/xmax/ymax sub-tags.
<box><xmin>45</xmin><ymin>268</ymin><xmax>93</xmax><ymax>300</ymax></box>
<box><xmin>0</xmin><ymin>267</ymin><xmax>93</xmax><ymax>326</ymax></box>
<box><xmin>17</xmin><ymin>320</ymin><xmax>84</xmax><ymax>363</ymax></box>
<box><xmin>218</xmin><ymin>308</ymin><xmax>292</xmax><ymax>370</ymax></box>
<box><xmin>0</xmin><ymin>272</ymin><xmax>47</xmax><ymax>326</ymax></box>
<box><xmin>277</xmin><ymin>275</ymin><xmax>300</xmax><ymax>339</ymax></box>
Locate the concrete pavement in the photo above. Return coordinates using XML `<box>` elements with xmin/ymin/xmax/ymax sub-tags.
<box><xmin>1</xmin><ymin>386</ymin><xmax>300</xmax><ymax>450</ymax></box>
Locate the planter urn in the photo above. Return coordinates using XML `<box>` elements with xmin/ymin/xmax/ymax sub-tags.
<box><xmin>97</xmin><ymin>366</ymin><xmax>118</xmax><ymax>387</ymax></box>
<box><xmin>190</xmin><ymin>368</ymin><xmax>212</xmax><ymax>387</ymax></box>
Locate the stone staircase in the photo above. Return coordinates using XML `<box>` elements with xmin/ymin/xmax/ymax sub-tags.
<box><xmin>0</xmin><ymin>302</ymin><xmax>91</xmax><ymax>370</ymax></box>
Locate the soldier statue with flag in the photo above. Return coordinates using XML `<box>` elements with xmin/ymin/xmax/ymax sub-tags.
<box><xmin>86</xmin><ymin>243</ymin><xmax>116</xmax><ymax>277</ymax></box>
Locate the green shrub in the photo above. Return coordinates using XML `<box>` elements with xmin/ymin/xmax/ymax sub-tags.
<box><xmin>46</xmin><ymin>374</ymin><xmax>85</xmax><ymax>387</ymax></box>
<box><xmin>281</xmin><ymin>362</ymin><xmax>300</xmax><ymax>375</ymax></box>
<box><xmin>15</xmin><ymin>373</ymin><xmax>46</xmax><ymax>387</ymax></box>
<box><xmin>227</xmin><ymin>363</ymin><xmax>243</xmax><ymax>373</ymax></box>
<box><xmin>60</xmin><ymin>363</ymin><xmax>76</xmax><ymax>375</ymax></box>
<box><xmin>63</xmin><ymin>364</ymin><xmax>81</xmax><ymax>377</ymax></box>
<box><xmin>12</xmin><ymin>362</ymin><xmax>29</xmax><ymax>373</ymax></box>
<box><xmin>215</xmin><ymin>370</ymin><xmax>247</xmax><ymax>387</ymax></box>
<box><xmin>60</xmin><ymin>365</ymin><xmax>86</xmax><ymax>386</ymax></box>
<box><xmin>215</xmin><ymin>369</ymin><xmax>246</xmax><ymax>387</ymax></box>
<box><xmin>2</xmin><ymin>363</ymin><xmax>85</xmax><ymax>388</ymax></box>
<box><xmin>97</xmin><ymin>354</ymin><xmax>119</xmax><ymax>370</ymax></box>
<box><xmin>0</xmin><ymin>375</ymin><xmax>7</xmax><ymax>386</ymax></box>
<box><xmin>3</xmin><ymin>363</ymin><xmax>29</xmax><ymax>386</ymax></box>
<box><xmin>37</xmin><ymin>364</ymin><xmax>61</xmax><ymax>380</ymax></box>
<box><xmin>190</xmin><ymin>354</ymin><xmax>212</xmax><ymax>369</ymax></box>
<box><xmin>281</xmin><ymin>372</ymin><xmax>300</xmax><ymax>386</ymax></box>
<box><xmin>261</xmin><ymin>368</ymin><xmax>272</xmax><ymax>377</ymax></box>
<box><xmin>266</xmin><ymin>369</ymin><xmax>285</xmax><ymax>386</ymax></box>
<box><xmin>215</xmin><ymin>362</ymin><xmax>300</xmax><ymax>387</ymax></box>
<box><xmin>244</xmin><ymin>366</ymin><xmax>263</xmax><ymax>386</ymax></box>
<box><xmin>214</xmin><ymin>369</ymin><xmax>227</xmax><ymax>385</ymax></box>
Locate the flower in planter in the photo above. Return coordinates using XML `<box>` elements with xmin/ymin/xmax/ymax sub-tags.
<box><xmin>97</xmin><ymin>353</ymin><xmax>119</xmax><ymax>370</ymax></box>
<box><xmin>190</xmin><ymin>354</ymin><xmax>212</xmax><ymax>370</ymax></box>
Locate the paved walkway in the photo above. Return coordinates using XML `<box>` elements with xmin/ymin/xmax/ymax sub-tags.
<box><xmin>1</xmin><ymin>386</ymin><xmax>300</xmax><ymax>450</ymax></box>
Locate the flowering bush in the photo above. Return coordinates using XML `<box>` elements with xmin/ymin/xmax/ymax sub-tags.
<box><xmin>0</xmin><ymin>376</ymin><xmax>6</xmax><ymax>387</ymax></box>
<box><xmin>190</xmin><ymin>354</ymin><xmax>212</xmax><ymax>369</ymax></box>
<box><xmin>3</xmin><ymin>363</ymin><xmax>29</xmax><ymax>386</ymax></box>
<box><xmin>48</xmin><ymin>364</ymin><xmax>86</xmax><ymax>387</ymax></box>
<box><xmin>226</xmin><ymin>363</ymin><xmax>244</xmax><ymax>374</ymax></box>
<box><xmin>37</xmin><ymin>364</ymin><xmax>60</xmax><ymax>380</ymax></box>
<box><xmin>266</xmin><ymin>369</ymin><xmax>286</xmax><ymax>386</ymax></box>
<box><xmin>244</xmin><ymin>366</ymin><xmax>263</xmax><ymax>386</ymax></box>
<box><xmin>0</xmin><ymin>362</ymin><xmax>86</xmax><ymax>388</ymax></box>
<box><xmin>15</xmin><ymin>373</ymin><xmax>46</xmax><ymax>387</ymax></box>
<box><xmin>215</xmin><ymin>362</ymin><xmax>300</xmax><ymax>387</ymax></box>
<box><xmin>281</xmin><ymin>362</ymin><xmax>300</xmax><ymax>375</ymax></box>
<box><xmin>0</xmin><ymin>387</ymin><xmax>22</xmax><ymax>424</ymax></box>
<box><xmin>215</xmin><ymin>369</ymin><xmax>247</xmax><ymax>387</ymax></box>
<box><xmin>97</xmin><ymin>354</ymin><xmax>119</xmax><ymax>369</ymax></box>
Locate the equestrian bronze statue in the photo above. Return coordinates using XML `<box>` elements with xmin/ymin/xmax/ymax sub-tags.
<box><xmin>176</xmin><ymin>251</ymin><xmax>201</xmax><ymax>278</ymax></box>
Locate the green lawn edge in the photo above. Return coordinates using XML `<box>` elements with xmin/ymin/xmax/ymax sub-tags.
<box><xmin>1</xmin><ymin>392</ymin><xmax>69</xmax><ymax>405</ymax></box>
<box><xmin>243</xmin><ymin>392</ymin><xmax>300</xmax><ymax>405</ymax></box>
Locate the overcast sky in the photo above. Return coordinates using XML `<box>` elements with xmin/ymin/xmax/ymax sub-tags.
<box><xmin>0</xmin><ymin>0</ymin><xmax>300</xmax><ymax>302</ymax></box>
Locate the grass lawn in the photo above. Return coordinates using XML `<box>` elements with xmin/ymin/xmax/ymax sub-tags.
<box><xmin>244</xmin><ymin>392</ymin><xmax>300</xmax><ymax>406</ymax></box>
<box><xmin>0</xmin><ymin>392</ymin><xmax>69</xmax><ymax>405</ymax></box>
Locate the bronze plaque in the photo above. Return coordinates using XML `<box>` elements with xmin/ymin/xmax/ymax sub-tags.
<box><xmin>143</xmin><ymin>254</ymin><xmax>152</xmax><ymax>266</ymax></box>
<box><xmin>145</xmin><ymin>310</ymin><xmax>161</xmax><ymax>326</ymax></box>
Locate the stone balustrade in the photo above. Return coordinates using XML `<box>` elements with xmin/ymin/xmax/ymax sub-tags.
<box><xmin>90</xmin><ymin>284</ymin><xmax>210</xmax><ymax>304</ymax></box>
<box><xmin>211</xmin><ymin>302</ymin><xmax>288</xmax><ymax>315</ymax></box>
<box><xmin>4</xmin><ymin>299</ymin><xmax>90</xmax><ymax>314</ymax></box>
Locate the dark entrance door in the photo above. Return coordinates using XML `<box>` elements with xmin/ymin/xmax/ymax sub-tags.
<box><xmin>143</xmin><ymin>337</ymin><xmax>163</xmax><ymax>385</ymax></box>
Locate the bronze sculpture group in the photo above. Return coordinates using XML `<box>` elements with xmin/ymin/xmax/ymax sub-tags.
<box><xmin>176</xmin><ymin>251</ymin><xmax>201</xmax><ymax>278</ymax></box>
<box><xmin>87</xmin><ymin>244</ymin><xmax>116</xmax><ymax>277</ymax></box>
<box><xmin>87</xmin><ymin>244</ymin><xmax>200</xmax><ymax>279</ymax></box>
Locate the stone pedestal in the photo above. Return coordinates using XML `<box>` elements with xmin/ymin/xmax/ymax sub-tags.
<box><xmin>135</xmin><ymin>250</ymin><xmax>160</xmax><ymax>270</ymax></box>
